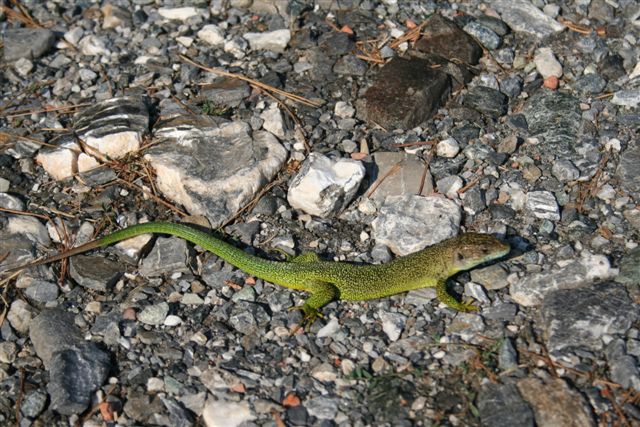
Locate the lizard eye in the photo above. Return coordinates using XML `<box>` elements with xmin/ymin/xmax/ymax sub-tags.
<box><xmin>457</xmin><ymin>252</ymin><xmax>465</xmax><ymax>261</ymax></box>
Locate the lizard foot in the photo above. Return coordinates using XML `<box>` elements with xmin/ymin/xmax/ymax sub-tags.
<box><xmin>459</xmin><ymin>299</ymin><xmax>479</xmax><ymax>312</ymax></box>
<box><xmin>288</xmin><ymin>305</ymin><xmax>324</xmax><ymax>333</ymax></box>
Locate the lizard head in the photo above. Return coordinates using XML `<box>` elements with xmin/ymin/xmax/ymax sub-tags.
<box><xmin>447</xmin><ymin>233</ymin><xmax>510</xmax><ymax>274</ymax></box>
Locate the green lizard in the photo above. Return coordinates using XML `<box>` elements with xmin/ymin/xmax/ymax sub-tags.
<box><xmin>8</xmin><ymin>222</ymin><xmax>510</xmax><ymax>328</ymax></box>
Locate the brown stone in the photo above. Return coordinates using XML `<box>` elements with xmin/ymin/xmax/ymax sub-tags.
<box><xmin>359</xmin><ymin>57</ymin><xmax>451</xmax><ymax>129</ymax></box>
<box><xmin>414</xmin><ymin>14</ymin><xmax>483</xmax><ymax>65</ymax></box>
<box><xmin>517</xmin><ymin>377</ymin><xmax>595</xmax><ymax>427</ymax></box>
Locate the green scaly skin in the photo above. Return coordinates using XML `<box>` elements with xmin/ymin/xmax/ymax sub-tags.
<box><xmin>11</xmin><ymin>222</ymin><xmax>510</xmax><ymax>328</ymax></box>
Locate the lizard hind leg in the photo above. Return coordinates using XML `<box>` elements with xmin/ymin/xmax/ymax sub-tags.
<box><xmin>436</xmin><ymin>279</ymin><xmax>478</xmax><ymax>312</ymax></box>
<box><xmin>289</xmin><ymin>281</ymin><xmax>339</xmax><ymax>332</ymax></box>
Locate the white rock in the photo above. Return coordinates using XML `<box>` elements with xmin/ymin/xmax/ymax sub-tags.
<box><xmin>7</xmin><ymin>300</ymin><xmax>34</xmax><ymax>333</ymax></box>
<box><xmin>198</xmin><ymin>25</ymin><xmax>225</xmax><ymax>46</ymax></box>
<box><xmin>611</xmin><ymin>90</ymin><xmax>640</xmax><ymax>107</ymax></box>
<box><xmin>596</xmin><ymin>184</ymin><xmax>616</xmax><ymax>201</ymax></box>
<box><xmin>243</xmin><ymin>29</ymin><xmax>291</xmax><ymax>53</ymax></box>
<box><xmin>7</xmin><ymin>216</ymin><xmax>50</xmax><ymax>245</ymax></box>
<box><xmin>176</xmin><ymin>36</ymin><xmax>194</xmax><ymax>47</ymax></box>
<box><xmin>14</xmin><ymin>58</ymin><xmax>33</xmax><ymax>76</ymax></box>
<box><xmin>379</xmin><ymin>311</ymin><xmax>406</xmax><ymax>342</ymax></box>
<box><xmin>287</xmin><ymin>153</ymin><xmax>365</xmax><ymax>217</ymax></box>
<box><xmin>260</xmin><ymin>103</ymin><xmax>285</xmax><ymax>139</ymax></box>
<box><xmin>630</xmin><ymin>61</ymin><xmax>640</xmax><ymax>80</ymax></box>
<box><xmin>158</xmin><ymin>7</ymin><xmax>200</xmax><ymax>21</ymax></box>
<box><xmin>203</xmin><ymin>398</ymin><xmax>255</xmax><ymax>427</ymax></box>
<box><xmin>224</xmin><ymin>37</ymin><xmax>247</xmax><ymax>58</ymax></box>
<box><xmin>311</xmin><ymin>363</ymin><xmax>337</xmax><ymax>383</ymax></box>
<box><xmin>147</xmin><ymin>377</ymin><xmax>165</xmax><ymax>393</ymax></box>
<box><xmin>436</xmin><ymin>137</ymin><xmax>460</xmax><ymax>158</ymax></box>
<box><xmin>0</xmin><ymin>177</ymin><xmax>9</xmax><ymax>192</ymax></box>
<box><xmin>78</xmin><ymin>35</ymin><xmax>110</xmax><ymax>56</ymax></box>
<box><xmin>436</xmin><ymin>175</ymin><xmax>463</xmax><ymax>198</ymax></box>
<box><xmin>64</xmin><ymin>27</ymin><xmax>84</xmax><ymax>46</ymax></box>
<box><xmin>534</xmin><ymin>47</ymin><xmax>563</xmax><ymax>78</ymax></box>
<box><xmin>371</xmin><ymin>195</ymin><xmax>461</xmax><ymax>256</ymax></box>
<box><xmin>85</xmin><ymin>131</ymin><xmax>141</xmax><ymax>159</ymax></box>
<box><xmin>334</xmin><ymin>101</ymin><xmax>355</xmax><ymax>118</ymax></box>
<box><xmin>543</xmin><ymin>3</ymin><xmax>560</xmax><ymax>18</ymax></box>
<box><xmin>526</xmin><ymin>191</ymin><xmax>560</xmax><ymax>220</ymax></box>
<box><xmin>317</xmin><ymin>317</ymin><xmax>340</xmax><ymax>338</ymax></box>
<box><xmin>77</xmin><ymin>153</ymin><xmax>101</xmax><ymax>173</ymax></box>
<box><xmin>164</xmin><ymin>315</ymin><xmax>183</xmax><ymax>327</ymax></box>
<box><xmin>35</xmin><ymin>146</ymin><xmax>79</xmax><ymax>180</ymax></box>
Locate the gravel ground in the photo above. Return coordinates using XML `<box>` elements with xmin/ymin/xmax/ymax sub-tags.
<box><xmin>1</xmin><ymin>0</ymin><xmax>639</xmax><ymax>426</ymax></box>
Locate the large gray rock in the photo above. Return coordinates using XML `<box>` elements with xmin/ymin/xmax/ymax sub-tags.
<box><xmin>510</xmin><ymin>252</ymin><xmax>614</xmax><ymax>307</ymax></box>
<box><xmin>477</xmin><ymin>383</ymin><xmax>534</xmax><ymax>427</ymax></box>
<box><xmin>616</xmin><ymin>144</ymin><xmax>640</xmax><ymax>196</ymax></box>
<box><xmin>4</xmin><ymin>28</ymin><xmax>55</xmax><ymax>61</ymax></box>
<box><xmin>541</xmin><ymin>282</ymin><xmax>639</xmax><ymax>354</ymax></box>
<box><xmin>371</xmin><ymin>194</ymin><xmax>461</xmax><ymax>256</ymax></box>
<box><xmin>145</xmin><ymin>116</ymin><xmax>287</xmax><ymax>227</ymax></box>
<box><xmin>492</xmin><ymin>0</ymin><xmax>565</xmax><ymax>38</ymax></box>
<box><xmin>29</xmin><ymin>309</ymin><xmax>111</xmax><ymax>415</ymax></box>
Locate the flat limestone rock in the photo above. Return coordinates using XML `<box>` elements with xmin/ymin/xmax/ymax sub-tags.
<box><xmin>364</xmin><ymin>152</ymin><xmax>434</xmax><ymax>201</ymax></box>
<box><xmin>145</xmin><ymin>116</ymin><xmax>287</xmax><ymax>227</ymax></box>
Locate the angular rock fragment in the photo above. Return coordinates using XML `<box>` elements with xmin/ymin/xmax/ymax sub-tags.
<box><xmin>30</xmin><ymin>309</ymin><xmax>111</xmax><ymax>415</ymax></box>
<box><xmin>516</xmin><ymin>377</ymin><xmax>595</xmax><ymax>427</ymax></box>
<box><xmin>510</xmin><ymin>252</ymin><xmax>615</xmax><ymax>307</ymax></box>
<box><xmin>145</xmin><ymin>116</ymin><xmax>287</xmax><ymax>227</ymax></box>
<box><xmin>492</xmin><ymin>0</ymin><xmax>565</xmax><ymax>38</ymax></box>
<box><xmin>372</xmin><ymin>194</ymin><xmax>461</xmax><ymax>256</ymax></box>
<box><xmin>359</xmin><ymin>57</ymin><xmax>451</xmax><ymax>129</ymax></box>
<box><xmin>541</xmin><ymin>282</ymin><xmax>638</xmax><ymax>353</ymax></box>
<box><xmin>4</xmin><ymin>28</ymin><xmax>56</xmax><ymax>61</ymax></box>
<box><xmin>364</xmin><ymin>152</ymin><xmax>434</xmax><ymax>201</ymax></box>
<box><xmin>287</xmin><ymin>152</ymin><xmax>365</xmax><ymax>217</ymax></box>
<box><xmin>414</xmin><ymin>14</ymin><xmax>482</xmax><ymax>65</ymax></box>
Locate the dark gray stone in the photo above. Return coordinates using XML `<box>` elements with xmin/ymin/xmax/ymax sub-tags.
<box><xmin>21</xmin><ymin>389</ymin><xmax>48</xmax><ymax>419</ymax></box>
<box><xmin>541</xmin><ymin>282</ymin><xmax>639</xmax><ymax>353</ymax></box>
<box><xmin>605</xmin><ymin>339</ymin><xmax>640</xmax><ymax>390</ymax></box>
<box><xmin>477</xmin><ymin>383</ymin><xmax>534</xmax><ymax>427</ymax></box>
<box><xmin>461</xmin><ymin>186</ymin><xmax>486</xmax><ymax>215</ymax></box>
<box><xmin>617</xmin><ymin>247</ymin><xmax>640</xmax><ymax>286</ymax></box>
<box><xmin>476</xmin><ymin>15</ymin><xmax>510</xmax><ymax>36</ymax></box>
<box><xmin>161</xmin><ymin>396</ymin><xmax>194</xmax><ymax>427</ymax></box>
<box><xmin>69</xmin><ymin>255</ymin><xmax>123</xmax><ymax>291</ymax></box>
<box><xmin>48</xmin><ymin>342</ymin><xmax>111</xmax><ymax>415</ymax></box>
<box><xmin>4</xmin><ymin>28</ymin><xmax>55</xmax><ymax>61</ymax></box>
<box><xmin>29</xmin><ymin>309</ymin><xmax>111</xmax><ymax>415</ymax></box>
<box><xmin>498</xmin><ymin>338</ymin><xmax>518</xmax><ymax>371</ymax></box>
<box><xmin>500</xmin><ymin>75</ymin><xmax>523</xmax><ymax>98</ymax></box>
<box><xmin>24</xmin><ymin>280</ymin><xmax>59</xmax><ymax>303</ymax></box>
<box><xmin>228</xmin><ymin>301</ymin><xmax>271</xmax><ymax>334</ymax></box>
<box><xmin>463</xmin><ymin>86</ymin><xmax>508</xmax><ymax>118</ymax></box>
<box><xmin>199</xmin><ymin>78</ymin><xmax>250</xmax><ymax>107</ymax></box>
<box><xmin>572</xmin><ymin>74</ymin><xmax>607</xmax><ymax>95</ymax></box>
<box><xmin>333</xmin><ymin>55</ymin><xmax>367</xmax><ymax>76</ymax></box>
<box><xmin>360</xmin><ymin>57</ymin><xmax>451</xmax><ymax>129</ymax></box>
<box><xmin>463</xmin><ymin>21</ymin><xmax>502</xmax><ymax>50</ymax></box>
<box><xmin>522</xmin><ymin>90</ymin><xmax>582</xmax><ymax>158</ymax></box>
<box><xmin>29</xmin><ymin>309</ymin><xmax>83</xmax><ymax>368</ymax></box>
<box><xmin>616</xmin><ymin>145</ymin><xmax>640</xmax><ymax>195</ymax></box>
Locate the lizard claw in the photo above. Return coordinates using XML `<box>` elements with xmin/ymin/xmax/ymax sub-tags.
<box><xmin>288</xmin><ymin>305</ymin><xmax>323</xmax><ymax>333</ymax></box>
<box><xmin>459</xmin><ymin>299</ymin><xmax>479</xmax><ymax>312</ymax></box>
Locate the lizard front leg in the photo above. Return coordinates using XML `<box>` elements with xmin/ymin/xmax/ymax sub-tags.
<box><xmin>289</xmin><ymin>281</ymin><xmax>339</xmax><ymax>332</ymax></box>
<box><xmin>436</xmin><ymin>279</ymin><xmax>478</xmax><ymax>312</ymax></box>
